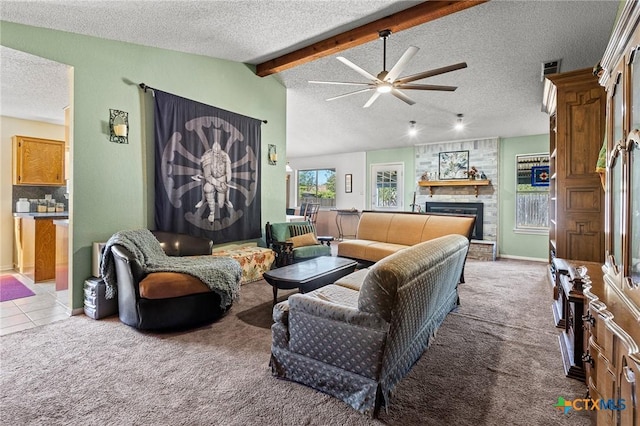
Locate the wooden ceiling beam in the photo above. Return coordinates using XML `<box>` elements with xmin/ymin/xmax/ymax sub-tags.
<box><xmin>255</xmin><ymin>0</ymin><xmax>488</xmax><ymax>77</ymax></box>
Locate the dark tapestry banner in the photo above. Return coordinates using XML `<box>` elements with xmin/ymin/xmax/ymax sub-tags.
<box><xmin>153</xmin><ymin>90</ymin><xmax>261</xmax><ymax>243</ymax></box>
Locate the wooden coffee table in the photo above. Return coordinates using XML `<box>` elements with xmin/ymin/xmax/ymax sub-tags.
<box><xmin>263</xmin><ymin>256</ymin><xmax>358</xmax><ymax>305</ymax></box>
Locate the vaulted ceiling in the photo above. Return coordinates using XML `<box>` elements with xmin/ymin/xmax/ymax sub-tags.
<box><xmin>0</xmin><ymin>1</ymin><xmax>619</xmax><ymax>157</ymax></box>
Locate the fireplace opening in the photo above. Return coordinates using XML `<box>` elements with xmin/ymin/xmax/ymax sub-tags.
<box><xmin>425</xmin><ymin>201</ymin><xmax>484</xmax><ymax>240</ymax></box>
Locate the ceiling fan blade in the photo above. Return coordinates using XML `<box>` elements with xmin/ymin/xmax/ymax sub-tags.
<box><xmin>397</xmin><ymin>83</ymin><xmax>457</xmax><ymax>91</ymax></box>
<box><xmin>337</xmin><ymin>56</ymin><xmax>380</xmax><ymax>82</ymax></box>
<box><xmin>309</xmin><ymin>80</ymin><xmax>371</xmax><ymax>86</ymax></box>
<box><xmin>326</xmin><ymin>87</ymin><xmax>374</xmax><ymax>101</ymax></box>
<box><xmin>363</xmin><ymin>92</ymin><xmax>382</xmax><ymax>108</ymax></box>
<box><xmin>396</xmin><ymin>62</ymin><xmax>468</xmax><ymax>85</ymax></box>
<box><xmin>390</xmin><ymin>89</ymin><xmax>416</xmax><ymax>106</ymax></box>
<box><xmin>385</xmin><ymin>46</ymin><xmax>419</xmax><ymax>83</ymax></box>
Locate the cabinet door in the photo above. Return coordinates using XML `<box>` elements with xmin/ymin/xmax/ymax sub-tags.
<box><xmin>619</xmin><ymin>356</ymin><xmax>639</xmax><ymax>426</ymax></box>
<box><xmin>629</xmin><ymin>48</ymin><xmax>640</xmax><ymax>289</ymax></box>
<box><xmin>610</xmin><ymin>74</ymin><xmax>624</xmax><ymax>272</ymax></box>
<box><xmin>13</xmin><ymin>136</ymin><xmax>65</xmax><ymax>185</ymax></box>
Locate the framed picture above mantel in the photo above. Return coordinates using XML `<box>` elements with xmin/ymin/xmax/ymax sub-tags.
<box><xmin>438</xmin><ymin>150</ymin><xmax>469</xmax><ymax>180</ymax></box>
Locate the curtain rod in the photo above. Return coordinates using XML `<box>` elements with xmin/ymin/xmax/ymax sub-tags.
<box><xmin>138</xmin><ymin>83</ymin><xmax>268</xmax><ymax>124</ymax></box>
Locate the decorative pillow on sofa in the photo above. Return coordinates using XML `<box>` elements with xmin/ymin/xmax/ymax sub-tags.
<box><xmin>288</xmin><ymin>232</ymin><xmax>319</xmax><ymax>248</ymax></box>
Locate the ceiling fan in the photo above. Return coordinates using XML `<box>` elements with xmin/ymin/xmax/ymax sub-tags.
<box><xmin>309</xmin><ymin>29</ymin><xmax>467</xmax><ymax>108</ymax></box>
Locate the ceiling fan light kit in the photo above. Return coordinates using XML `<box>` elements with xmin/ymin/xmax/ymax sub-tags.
<box><xmin>309</xmin><ymin>29</ymin><xmax>467</xmax><ymax>108</ymax></box>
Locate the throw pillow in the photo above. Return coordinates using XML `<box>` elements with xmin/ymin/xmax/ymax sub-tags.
<box><xmin>288</xmin><ymin>232</ymin><xmax>319</xmax><ymax>248</ymax></box>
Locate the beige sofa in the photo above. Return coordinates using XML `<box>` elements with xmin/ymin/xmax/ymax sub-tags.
<box><xmin>270</xmin><ymin>234</ymin><xmax>470</xmax><ymax>416</ymax></box>
<box><xmin>337</xmin><ymin>211</ymin><xmax>475</xmax><ymax>263</ymax></box>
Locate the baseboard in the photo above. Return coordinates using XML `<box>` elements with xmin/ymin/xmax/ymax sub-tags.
<box><xmin>498</xmin><ymin>254</ymin><xmax>547</xmax><ymax>263</ymax></box>
<box><xmin>71</xmin><ymin>307</ymin><xmax>85</xmax><ymax>316</ymax></box>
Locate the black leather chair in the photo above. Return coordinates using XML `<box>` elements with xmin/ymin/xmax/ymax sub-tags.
<box><xmin>110</xmin><ymin>231</ymin><xmax>227</xmax><ymax>331</ymax></box>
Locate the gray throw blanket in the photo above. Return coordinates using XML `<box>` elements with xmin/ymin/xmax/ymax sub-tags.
<box><xmin>100</xmin><ymin>229</ymin><xmax>242</xmax><ymax>309</ymax></box>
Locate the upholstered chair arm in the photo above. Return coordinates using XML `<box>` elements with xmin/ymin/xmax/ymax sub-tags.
<box><xmin>271</xmin><ymin>300</ymin><xmax>290</xmax><ymax>350</ymax></box>
<box><xmin>286</xmin><ymin>289</ymin><xmax>389</xmax><ymax>378</ymax></box>
<box><xmin>288</xmin><ymin>292</ymin><xmax>387</xmax><ymax>330</ymax></box>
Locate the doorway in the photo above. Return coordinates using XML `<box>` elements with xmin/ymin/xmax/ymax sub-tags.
<box><xmin>370</xmin><ymin>162</ymin><xmax>404</xmax><ymax>211</ymax></box>
<box><xmin>1</xmin><ymin>47</ymin><xmax>74</xmax><ymax>329</ymax></box>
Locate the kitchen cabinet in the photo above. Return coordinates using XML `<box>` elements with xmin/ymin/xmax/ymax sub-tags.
<box><xmin>14</xmin><ymin>214</ymin><xmax>66</xmax><ymax>282</ymax></box>
<box><xmin>12</xmin><ymin>135</ymin><xmax>65</xmax><ymax>185</ymax></box>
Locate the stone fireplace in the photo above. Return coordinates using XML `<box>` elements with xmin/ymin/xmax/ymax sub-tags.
<box><xmin>415</xmin><ymin>137</ymin><xmax>499</xmax><ymax>260</ymax></box>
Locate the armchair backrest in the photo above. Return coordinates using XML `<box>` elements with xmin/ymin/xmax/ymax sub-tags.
<box><xmin>266</xmin><ymin>221</ymin><xmax>312</xmax><ymax>245</ymax></box>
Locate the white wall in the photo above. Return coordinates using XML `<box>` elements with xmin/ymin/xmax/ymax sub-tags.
<box><xmin>288</xmin><ymin>152</ymin><xmax>366</xmax><ymax>210</ymax></box>
<box><xmin>0</xmin><ymin>116</ymin><xmax>65</xmax><ymax>271</ymax></box>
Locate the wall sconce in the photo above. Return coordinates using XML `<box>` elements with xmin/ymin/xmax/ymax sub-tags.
<box><xmin>109</xmin><ymin>109</ymin><xmax>129</xmax><ymax>144</ymax></box>
<box><xmin>268</xmin><ymin>144</ymin><xmax>277</xmax><ymax>165</ymax></box>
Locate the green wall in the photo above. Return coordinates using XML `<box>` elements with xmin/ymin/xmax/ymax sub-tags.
<box><xmin>499</xmin><ymin>134</ymin><xmax>549</xmax><ymax>260</ymax></box>
<box><xmin>1</xmin><ymin>22</ymin><xmax>287</xmax><ymax>310</ymax></box>
<box><xmin>366</xmin><ymin>147</ymin><xmax>416</xmax><ymax>211</ymax></box>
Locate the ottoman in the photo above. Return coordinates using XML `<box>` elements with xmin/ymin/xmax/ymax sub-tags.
<box><xmin>212</xmin><ymin>246</ymin><xmax>275</xmax><ymax>284</ymax></box>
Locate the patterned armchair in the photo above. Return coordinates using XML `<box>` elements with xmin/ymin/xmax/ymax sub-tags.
<box><xmin>270</xmin><ymin>234</ymin><xmax>470</xmax><ymax>417</ymax></box>
<box><xmin>265</xmin><ymin>221</ymin><xmax>333</xmax><ymax>267</ymax></box>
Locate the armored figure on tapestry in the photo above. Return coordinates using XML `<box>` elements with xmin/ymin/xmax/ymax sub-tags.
<box><xmin>153</xmin><ymin>90</ymin><xmax>262</xmax><ymax>243</ymax></box>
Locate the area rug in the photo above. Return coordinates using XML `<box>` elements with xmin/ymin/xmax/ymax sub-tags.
<box><xmin>0</xmin><ymin>259</ymin><xmax>589</xmax><ymax>425</ymax></box>
<box><xmin>0</xmin><ymin>275</ymin><xmax>35</xmax><ymax>302</ymax></box>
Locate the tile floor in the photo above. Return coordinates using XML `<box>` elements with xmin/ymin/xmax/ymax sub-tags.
<box><xmin>0</xmin><ymin>273</ymin><xmax>70</xmax><ymax>336</ymax></box>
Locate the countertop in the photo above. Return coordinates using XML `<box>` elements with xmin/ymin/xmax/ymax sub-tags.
<box><xmin>14</xmin><ymin>212</ymin><xmax>69</xmax><ymax>219</ymax></box>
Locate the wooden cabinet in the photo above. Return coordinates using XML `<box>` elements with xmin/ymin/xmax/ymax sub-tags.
<box><xmin>578</xmin><ymin>1</ymin><xmax>640</xmax><ymax>424</ymax></box>
<box><xmin>12</xmin><ymin>135</ymin><xmax>65</xmax><ymax>185</ymax></box>
<box><xmin>545</xmin><ymin>69</ymin><xmax>606</xmax><ymax>264</ymax></box>
<box><xmin>14</xmin><ymin>216</ymin><xmax>58</xmax><ymax>282</ymax></box>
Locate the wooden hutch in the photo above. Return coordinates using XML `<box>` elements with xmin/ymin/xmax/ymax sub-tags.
<box><xmin>556</xmin><ymin>2</ymin><xmax>640</xmax><ymax>424</ymax></box>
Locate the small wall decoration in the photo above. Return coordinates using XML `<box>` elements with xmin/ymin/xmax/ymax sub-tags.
<box><xmin>109</xmin><ymin>109</ymin><xmax>129</xmax><ymax>144</ymax></box>
<box><xmin>438</xmin><ymin>150</ymin><xmax>469</xmax><ymax>180</ymax></box>
<box><xmin>267</xmin><ymin>144</ymin><xmax>277</xmax><ymax>165</ymax></box>
<box><xmin>345</xmin><ymin>174</ymin><xmax>352</xmax><ymax>193</ymax></box>
<box><xmin>531</xmin><ymin>165</ymin><xmax>550</xmax><ymax>186</ymax></box>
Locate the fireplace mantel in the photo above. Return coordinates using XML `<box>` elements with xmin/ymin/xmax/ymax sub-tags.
<box><xmin>418</xmin><ymin>179</ymin><xmax>491</xmax><ymax>197</ymax></box>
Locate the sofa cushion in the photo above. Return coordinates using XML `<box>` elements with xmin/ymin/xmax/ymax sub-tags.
<box><xmin>420</xmin><ymin>215</ymin><xmax>475</xmax><ymax>241</ymax></box>
<box><xmin>139</xmin><ymin>272</ymin><xmax>210</xmax><ymax>299</ymax></box>
<box><xmin>386</xmin><ymin>214</ymin><xmax>431</xmax><ymax>245</ymax></box>
<box><xmin>363</xmin><ymin>242</ymin><xmax>408</xmax><ymax>263</ymax></box>
<box><xmin>288</xmin><ymin>232</ymin><xmax>319</xmax><ymax>248</ymax></box>
<box><xmin>336</xmin><ymin>239</ymin><xmax>378</xmax><ymax>261</ymax></box>
<box><xmin>293</xmin><ymin>244</ymin><xmax>331</xmax><ymax>260</ymax></box>
<box><xmin>355</xmin><ymin>212</ymin><xmax>394</xmax><ymax>242</ymax></box>
<box><xmin>334</xmin><ymin>268</ymin><xmax>369</xmax><ymax>291</ymax></box>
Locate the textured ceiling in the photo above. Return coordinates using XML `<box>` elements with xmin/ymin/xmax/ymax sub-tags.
<box><xmin>0</xmin><ymin>0</ymin><xmax>620</xmax><ymax>157</ymax></box>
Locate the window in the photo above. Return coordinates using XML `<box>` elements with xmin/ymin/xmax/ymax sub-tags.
<box><xmin>515</xmin><ymin>153</ymin><xmax>549</xmax><ymax>232</ymax></box>
<box><xmin>371</xmin><ymin>163</ymin><xmax>404</xmax><ymax>211</ymax></box>
<box><xmin>297</xmin><ymin>169</ymin><xmax>336</xmax><ymax>208</ymax></box>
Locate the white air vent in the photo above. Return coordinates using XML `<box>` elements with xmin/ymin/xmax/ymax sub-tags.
<box><xmin>541</xmin><ymin>59</ymin><xmax>561</xmax><ymax>81</ymax></box>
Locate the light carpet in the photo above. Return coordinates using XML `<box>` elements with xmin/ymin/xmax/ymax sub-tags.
<box><xmin>0</xmin><ymin>259</ymin><xmax>589</xmax><ymax>425</ymax></box>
